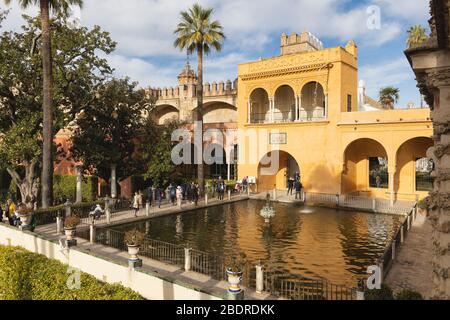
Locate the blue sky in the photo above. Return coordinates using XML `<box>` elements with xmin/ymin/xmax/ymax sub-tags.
<box><xmin>1</xmin><ymin>0</ymin><xmax>430</xmax><ymax>108</ymax></box>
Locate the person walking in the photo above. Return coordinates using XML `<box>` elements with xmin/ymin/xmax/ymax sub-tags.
<box><xmin>192</xmin><ymin>183</ymin><xmax>199</xmax><ymax>206</ymax></box>
<box><xmin>287</xmin><ymin>177</ymin><xmax>294</xmax><ymax>196</ymax></box>
<box><xmin>155</xmin><ymin>187</ymin><xmax>163</xmax><ymax>209</ymax></box>
<box><xmin>295</xmin><ymin>180</ymin><xmax>303</xmax><ymax>200</ymax></box>
<box><xmin>132</xmin><ymin>192</ymin><xmax>140</xmax><ymax>217</ymax></box>
<box><xmin>176</xmin><ymin>186</ymin><xmax>183</xmax><ymax>209</ymax></box>
<box><xmin>6</xmin><ymin>199</ymin><xmax>16</xmax><ymax>226</ymax></box>
<box><xmin>169</xmin><ymin>183</ymin><xmax>177</xmax><ymax>206</ymax></box>
<box><xmin>242</xmin><ymin>176</ymin><xmax>248</xmax><ymax>194</ymax></box>
<box><xmin>147</xmin><ymin>185</ymin><xmax>153</xmax><ymax>207</ymax></box>
<box><xmin>217</xmin><ymin>181</ymin><xmax>225</xmax><ymax>201</ymax></box>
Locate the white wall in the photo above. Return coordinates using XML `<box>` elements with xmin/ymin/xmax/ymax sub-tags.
<box><xmin>0</xmin><ymin>224</ymin><xmax>222</xmax><ymax>301</ymax></box>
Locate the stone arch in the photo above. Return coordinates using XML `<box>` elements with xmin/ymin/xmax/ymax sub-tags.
<box><xmin>274</xmin><ymin>85</ymin><xmax>296</xmax><ymax>122</ymax></box>
<box><xmin>249</xmin><ymin>88</ymin><xmax>270</xmax><ymax>124</ymax></box>
<box><xmin>341</xmin><ymin>138</ymin><xmax>389</xmax><ymax>194</ymax></box>
<box><xmin>394</xmin><ymin>137</ymin><xmax>434</xmax><ymax>197</ymax></box>
<box><xmin>152</xmin><ymin>104</ymin><xmax>179</xmax><ymax>125</ymax></box>
<box><xmin>198</xmin><ymin>101</ymin><xmax>237</xmax><ymax>124</ymax></box>
<box><xmin>300</xmin><ymin>81</ymin><xmax>326</xmax><ymax>120</ymax></box>
<box><xmin>257</xmin><ymin>150</ymin><xmax>300</xmax><ymax>191</ymax></box>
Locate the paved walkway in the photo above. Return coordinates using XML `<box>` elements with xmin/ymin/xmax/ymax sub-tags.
<box><xmin>385</xmin><ymin>213</ymin><xmax>433</xmax><ymax>299</ymax></box>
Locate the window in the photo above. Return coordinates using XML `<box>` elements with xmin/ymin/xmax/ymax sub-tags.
<box><xmin>347</xmin><ymin>95</ymin><xmax>352</xmax><ymax>112</ymax></box>
<box><xmin>416</xmin><ymin>158</ymin><xmax>433</xmax><ymax>191</ymax></box>
<box><xmin>369</xmin><ymin>157</ymin><xmax>388</xmax><ymax>188</ymax></box>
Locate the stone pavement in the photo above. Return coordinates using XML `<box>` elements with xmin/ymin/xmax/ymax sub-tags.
<box><xmin>385</xmin><ymin>213</ymin><xmax>433</xmax><ymax>299</ymax></box>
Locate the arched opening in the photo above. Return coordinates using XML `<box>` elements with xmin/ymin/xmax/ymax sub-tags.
<box><xmin>257</xmin><ymin>150</ymin><xmax>300</xmax><ymax>191</ymax></box>
<box><xmin>395</xmin><ymin>137</ymin><xmax>433</xmax><ymax>197</ymax></box>
<box><xmin>274</xmin><ymin>85</ymin><xmax>296</xmax><ymax>123</ymax></box>
<box><xmin>153</xmin><ymin>105</ymin><xmax>179</xmax><ymax>125</ymax></box>
<box><xmin>198</xmin><ymin>102</ymin><xmax>237</xmax><ymax>124</ymax></box>
<box><xmin>204</xmin><ymin>143</ymin><xmax>228</xmax><ymax>179</ymax></box>
<box><xmin>300</xmin><ymin>82</ymin><xmax>325</xmax><ymax>121</ymax></box>
<box><xmin>250</xmin><ymin>88</ymin><xmax>270</xmax><ymax>124</ymax></box>
<box><xmin>342</xmin><ymin>139</ymin><xmax>388</xmax><ymax>195</ymax></box>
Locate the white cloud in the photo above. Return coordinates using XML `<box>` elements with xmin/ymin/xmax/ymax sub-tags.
<box><xmin>0</xmin><ymin>0</ymin><xmax>427</xmax><ymax>90</ymax></box>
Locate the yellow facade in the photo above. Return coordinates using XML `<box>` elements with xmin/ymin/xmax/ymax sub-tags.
<box><xmin>237</xmin><ymin>36</ymin><xmax>433</xmax><ymax>202</ymax></box>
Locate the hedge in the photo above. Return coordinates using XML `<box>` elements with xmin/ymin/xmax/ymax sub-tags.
<box><xmin>0</xmin><ymin>245</ymin><xmax>143</xmax><ymax>300</ymax></box>
<box><xmin>54</xmin><ymin>174</ymin><xmax>98</xmax><ymax>203</ymax></box>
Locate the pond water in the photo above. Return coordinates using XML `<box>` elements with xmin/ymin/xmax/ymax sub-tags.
<box><xmin>110</xmin><ymin>200</ymin><xmax>402</xmax><ymax>286</ymax></box>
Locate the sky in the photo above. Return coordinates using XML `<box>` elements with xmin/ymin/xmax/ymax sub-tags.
<box><xmin>0</xmin><ymin>0</ymin><xmax>430</xmax><ymax>108</ymax></box>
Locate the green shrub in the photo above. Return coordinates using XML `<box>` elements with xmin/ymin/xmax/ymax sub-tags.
<box><xmin>0</xmin><ymin>245</ymin><xmax>143</xmax><ymax>300</ymax></box>
<box><xmin>364</xmin><ymin>284</ymin><xmax>394</xmax><ymax>300</ymax></box>
<box><xmin>395</xmin><ymin>289</ymin><xmax>424</xmax><ymax>300</ymax></box>
<box><xmin>53</xmin><ymin>174</ymin><xmax>98</xmax><ymax>203</ymax></box>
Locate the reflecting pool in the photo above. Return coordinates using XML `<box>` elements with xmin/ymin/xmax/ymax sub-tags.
<box><xmin>110</xmin><ymin>200</ymin><xmax>402</xmax><ymax>286</ymax></box>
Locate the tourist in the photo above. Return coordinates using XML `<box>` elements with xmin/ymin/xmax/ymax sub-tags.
<box><xmin>287</xmin><ymin>177</ymin><xmax>294</xmax><ymax>196</ymax></box>
<box><xmin>155</xmin><ymin>187</ymin><xmax>163</xmax><ymax>209</ymax></box>
<box><xmin>6</xmin><ymin>199</ymin><xmax>16</xmax><ymax>226</ymax></box>
<box><xmin>169</xmin><ymin>183</ymin><xmax>177</xmax><ymax>206</ymax></box>
<box><xmin>217</xmin><ymin>181</ymin><xmax>225</xmax><ymax>201</ymax></box>
<box><xmin>294</xmin><ymin>180</ymin><xmax>303</xmax><ymax>200</ymax></box>
<box><xmin>192</xmin><ymin>183</ymin><xmax>199</xmax><ymax>206</ymax></box>
<box><xmin>295</xmin><ymin>172</ymin><xmax>300</xmax><ymax>182</ymax></box>
<box><xmin>242</xmin><ymin>176</ymin><xmax>248</xmax><ymax>194</ymax></box>
<box><xmin>132</xmin><ymin>192</ymin><xmax>140</xmax><ymax>217</ymax></box>
<box><xmin>176</xmin><ymin>186</ymin><xmax>183</xmax><ymax>208</ymax></box>
<box><xmin>376</xmin><ymin>175</ymin><xmax>382</xmax><ymax>188</ymax></box>
<box><xmin>89</xmin><ymin>204</ymin><xmax>104</xmax><ymax>220</ymax></box>
<box><xmin>147</xmin><ymin>185</ymin><xmax>153</xmax><ymax>207</ymax></box>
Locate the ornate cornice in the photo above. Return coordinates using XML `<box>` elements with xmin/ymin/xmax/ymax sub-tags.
<box><xmin>240</xmin><ymin>63</ymin><xmax>332</xmax><ymax>81</ymax></box>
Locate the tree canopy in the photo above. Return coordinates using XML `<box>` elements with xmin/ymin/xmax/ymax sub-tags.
<box><xmin>70</xmin><ymin>78</ymin><xmax>154</xmax><ymax>183</ymax></box>
<box><xmin>379</xmin><ymin>86</ymin><xmax>400</xmax><ymax>110</ymax></box>
<box><xmin>0</xmin><ymin>13</ymin><xmax>116</xmax><ymax>203</ymax></box>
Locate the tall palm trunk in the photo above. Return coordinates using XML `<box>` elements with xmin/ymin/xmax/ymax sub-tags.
<box><xmin>40</xmin><ymin>0</ymin><xmax>54</xmax><ymax>208</ymax></box>
<box><xmin>196</xmin><ymin>44</ymin><xmax>204</xmax><ymax>196</ymax></box>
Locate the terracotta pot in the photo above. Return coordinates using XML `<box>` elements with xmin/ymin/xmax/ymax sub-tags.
<box><xmin>226</xmin><ymin>268</ymin><xmax>243</xmax><ymax>293</ymax></box>
<box><xmin>64</xmin><ymin>227</ymin><xmax>77</xmax><ymax>240</ymax></box>
<box><xmin>127</xmin><ymin>244</ymin><xmax>140</xmax><ymax>260</ymax></box>
<box><xmin>18</xmin><ymin>214</ymin><xmax>32</xmax><ymax>226</ymax></box>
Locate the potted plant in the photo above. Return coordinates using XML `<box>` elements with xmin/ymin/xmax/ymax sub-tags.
<box><xmin>124</xmin><ymin>229</ymin><xmax>146</xmax><ymax>260</ymax></box>
<box><xmin>17</xmin><ymin>204</ymin><xmax>33</xmax><ymax>227</ymax></box>
<box><xmin>225</xmin><ymin>252</ymin><xmax>247</xmax><ymax>293</ymax></box>
<box><xmin>64</xmin><ymin>215</ymin><xmax>81</xmax><ymax>240</ymax></box>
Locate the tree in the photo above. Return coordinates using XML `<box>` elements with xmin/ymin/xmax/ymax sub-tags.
<box><xmin>4</xmin><ymin>0</ymin><xmax>84</xmax><ymax>208</ymax></box>
<box><xmin>141</xmin><ymin>120</ymin><xmax>185</xmax><ymax>189</ymax></box>
<box><xmin>407</xmin><ymin>25</ymin><xmax>429</xmax><ymax>48</ymax></box>
<box><xmin>379</xmin><ymin>86</ymin><xmax>400</xmax><ymax>109</ymax></box>
<box><xmin>174</xmin><ymin>3</ymin><xmax>225</xmax><ymax>195</ymax></box>
<box><xmin>70</xmin><ymin>78</ymin><xmax>153</xmax><ymax>187</ymax></box>
<box><xmin>0</xmin><ymin>14</ymin><xmax>115</xmax><ymax>206</ymax></box>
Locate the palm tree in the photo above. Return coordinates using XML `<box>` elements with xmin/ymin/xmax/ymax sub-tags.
<box><xmin>174</xmin><ymin>4</ymin><xmax>225</xmax><ymax>196</ymax></box>
<box><xmin>4</xmin><ymin>0</ymin><xmax>83</xmax><ymax>208</ymax></box>
<box><xmin>379</xmin><ymin>87</ymin><xmax>400</xmax><ymax>110</ymax></box>
<box><xmin>407</xmin><ymin>25</ymin><xmax>429</xmax><ymax>48</ymax></box>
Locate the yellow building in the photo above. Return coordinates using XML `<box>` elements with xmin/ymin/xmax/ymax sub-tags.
<box><xmin>237</xmin><ymin>32</ymin><xmax>433</xmax><ymax>203</ymax></box>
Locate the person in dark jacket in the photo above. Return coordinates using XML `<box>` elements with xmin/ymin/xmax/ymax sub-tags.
<box><xmin>294</xmin><ymin>180</ymin><xmax>303</xmax><ymax>200</ymax></box>
<box><xmin>155</xmin><ymin>187</ymin><xmax>163</xmax><ymax>208</ymax></box>
<box><xmin>192</xmin><ymin>183</ymin><xmax>199</xmax><ymax>206</ymax></box>
<box><xmin>169</xmin><ymin>184</ymin><xmax>177</xmax><ymax>206</ymax></box>
<box><xmin>287</xmin><ymin>177</ymin><xmax>294</xmax><ymax>195</ymax></box>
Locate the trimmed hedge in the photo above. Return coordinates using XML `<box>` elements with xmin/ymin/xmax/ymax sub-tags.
<box><xmin>54</xmin><ymin>174</ymin><xmax>98</xmax><ymax>203</ymax></box>
<box><xmin>0</xmin><ymin>245</ymin><xmax>143</xmax><ymax>300</ymax></box>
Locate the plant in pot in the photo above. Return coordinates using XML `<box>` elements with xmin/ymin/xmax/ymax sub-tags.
<box><xmin>17</xmin><ymin>204</ymin><xmax>33</xmax><ymax>227</ymax></box>
<box><xmin>225</xmin><ymin>252</ymin><xmax>247</xmax><ymax>294</ymax></box>
<box><xmin>124</xmin><ymin>229</ymin><xmax>146</xmax><ymax>261</ymax></box>
<box><xmin>64</xmin><ymin>215</ymin><xmax>81</xmax><ymax>241</ymax></box>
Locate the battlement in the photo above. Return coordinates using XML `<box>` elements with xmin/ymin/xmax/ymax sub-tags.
<box><xmin>280</xmin><ymin>31</ymin><xmax>324</xmax><ymax>56</ymax></box>
<box><xmin>148</xmin><ymin>79</ymin><xmax>238</xmax><ymax>100</ymax></box>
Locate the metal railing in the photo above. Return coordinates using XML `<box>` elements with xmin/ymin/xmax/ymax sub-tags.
<box><xmin>302</xmin><ymin>192</ymin><xmax>415</xmax><ymax>215</ymax></box>
<box><xmin>376</xmin><ymin>203</ymin><xmax>418</xmax><ymax>279</ymax></box>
